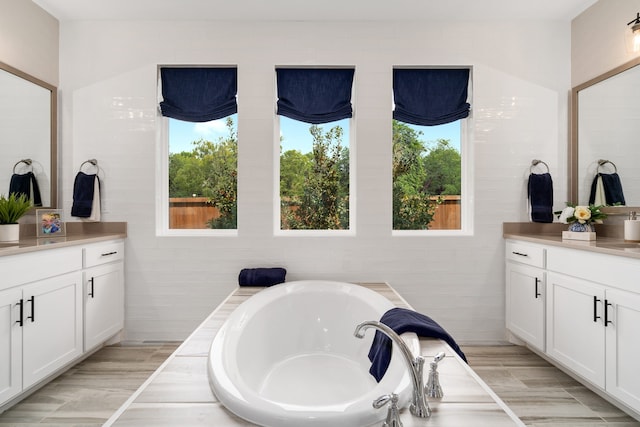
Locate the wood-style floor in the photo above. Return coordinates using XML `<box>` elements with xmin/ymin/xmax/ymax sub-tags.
<box><xmin>0</xmin><ymin>343</ymin><xmax>638</xmax><ymax>426</ymax></box>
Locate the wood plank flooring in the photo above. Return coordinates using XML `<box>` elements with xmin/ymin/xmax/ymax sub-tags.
<box><xmin>0</xmin><ymin>343</ymin><xmax>638</xmax><ymax>426</ymax></box>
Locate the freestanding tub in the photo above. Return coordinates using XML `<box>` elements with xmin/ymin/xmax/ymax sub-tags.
<box><xmin>207</xmin><ymin>280</ymin><xmax>419</xmax><ymax>427</ymax></box>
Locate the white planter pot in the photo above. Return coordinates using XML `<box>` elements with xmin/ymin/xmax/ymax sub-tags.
<box><xmin>0</xmin><ymin>223</ymin><xmax>20</xmax><ymax>242</ymax></box>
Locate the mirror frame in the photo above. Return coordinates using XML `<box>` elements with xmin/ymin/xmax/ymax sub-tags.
<box><xmin>0</xmin><ymin>61</ymin><xmax>57</xmax><ymax>209</ymax></box>
<box><xmin>570</xmin><ymin>55</ymin><xmax>640</xmax><ymax>215</ymax></box>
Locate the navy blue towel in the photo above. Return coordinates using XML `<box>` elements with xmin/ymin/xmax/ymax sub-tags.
<box><xmin>589</xmin><ymin>173</ymin><xmax>625</xmax><ymax>206</ymax></box>
<box><xmin>527</xmin><ymin>173</ymin><xmax>553</xmax><ymax>223</ymax></box>
<box><xmin>238</xmin><ymin>268</ymin><xmax>286</xmax><ymax>287</ymax></box>
<box><xmin>71</xmin><ymin>172</ymin><xmax>98</xmax><ymax>218</ymax></box>
<box><xmin>9</xmin><ymin>172</ymin><xmax>42</xmax><ymax>206</ymax></box>
<box><xmin>368</xmin><ymin>308</ymin><xmax>467</xmax><ymax>382</ymax></box>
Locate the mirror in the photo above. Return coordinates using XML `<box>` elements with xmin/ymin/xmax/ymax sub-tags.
<box><xmin>570</xmin><ymin>56</ymin><xmax>640</xmax><ymax>212</ymax></box>
<box><xmin>0</xmin><ymin>61</ymin><xmax>57</xmax><ymax>208</ymax></box>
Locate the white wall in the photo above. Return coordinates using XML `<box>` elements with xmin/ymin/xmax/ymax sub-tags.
<box><xmin>0</xmin><ymin>0</ymin><xmax>58</xmax><ymax>85</ymax></box>
<box><xmin>572</xmin><ymin>0</ymin><xmax>640</xmax><ymax>86</ymax></box>
<box><xmin>58</xmin><ymin>19</ymin><xmax>570</xmax><ymax>343</ymax></box>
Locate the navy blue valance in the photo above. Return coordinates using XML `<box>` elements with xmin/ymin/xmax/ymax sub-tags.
<box><xmin>160</xmin><ymin>67</ymin><xmax>237</xmax><ymax>123</ymax></box>
<box><xmin>276</xmin><ymin>68</ymin><xmax>355</xmax><ymax>124</ymax></box>
<box><xmin>393</xmin><ymin>68</ymin><xmax>470</xmax><ymax>126</ymax></box>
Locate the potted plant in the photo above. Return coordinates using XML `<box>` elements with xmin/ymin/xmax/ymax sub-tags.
<box><xmin>0</xmin><ymin>193</ymin><xmax>32</xmax><ymax>242</ymax></box>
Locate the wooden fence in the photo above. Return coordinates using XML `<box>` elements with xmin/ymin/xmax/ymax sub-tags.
<box><xmin>169</xmin><ymin>195</ymin><xmax>461</xmax><ymax>230</ymax></box>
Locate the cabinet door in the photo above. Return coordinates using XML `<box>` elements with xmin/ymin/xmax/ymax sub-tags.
<box><xmin>506</xmin><ymin>262</ymin><xmax>545</xmax><ymax>351</ymax></box>
<box><xmin>0</xmin><ymin>288</ymin><xmax>22</xmax><ymax>405</ymax></box>
<box><xmin>605</xmin><ymin>288</ymin><xmax>640</xmax><ymax>412</ymax></box>
<box><xmin>84</xmin><ymin>262</ymin><xmax>124</xmax><ymax>351</ymax></box>
<box><xmin>22</xmin><ymin>272</ymin><xmax>83</xmax><ymax>389</ymax></box>
<box><xmin>546</xmin><ymin>272</ymin><xmax>605</xmax><ymax>387</ymax></box>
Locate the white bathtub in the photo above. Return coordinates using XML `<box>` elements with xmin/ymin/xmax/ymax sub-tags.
<box><xmin>207</xmin><ymin>280</ymin><xmax>418</xmax><ymax>427</ymax></box>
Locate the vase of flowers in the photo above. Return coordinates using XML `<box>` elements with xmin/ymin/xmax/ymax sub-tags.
<box><xmin>556</xmin><ymin>204</ymin><xmax>606</xmax><ymax>241</ymax></box>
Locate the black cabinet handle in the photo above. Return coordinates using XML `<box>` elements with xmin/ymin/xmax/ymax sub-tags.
<box><xmin>604</xmin><ymin>299</ymin><xmax>613</xmax><ymax>327</ymax></box>
<box><xmin>88</xmin><ymin>277</ymin><xmax>95</xmax><ymax>298</ymax></box>
<box><xmin>534</xmin><ymin>277</ymin><xmax>542</xmax><ymax>299</ymax></box>
<box><xmin>100</xmin><ymin>251</ymin><xmax>118</xmax><ymax>257</ymax></box>
<box><xmin>593</xmin><ymin>296</ymin><xmax>601</xmax><ymax>322</ymax></box>
<box><xmin>27</xmin><ymin>296</ymin><xmax>35</xmax><ymax>323</ymax></box>
<box><xmin>15</xmin><ymin>299</ymin><xmax>24</xmax><ymax>327</ymax></box>
<box><xmin>511</xmin><ymin>251</ymin><xmax>528</xmax><ymax>257</ymax></box>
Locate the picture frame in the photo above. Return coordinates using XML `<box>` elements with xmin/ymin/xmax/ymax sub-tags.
<box><xmin>36</xmin><ymin>209</ymin><xmax>66</xmax><ymax>238</ymax></box>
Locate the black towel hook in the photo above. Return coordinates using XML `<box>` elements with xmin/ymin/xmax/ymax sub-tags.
<box><xmin>12</xmin><ymin>159</ymin><xmax>33</xmax><ymax>174</ymax></box>
<box><xmin>79</xmin><ymin>159</ymin><xmax>98</xmax><ymax>172</ymax></box>
<box><xmin>530</xmin><ymin>159</ymin><xmax>549</xmax><ymax>174</ymax></box>
<box><xmin>597</xmin><ymin>159</ymin><xmax>617</xmax><ymax>174</ymax></box>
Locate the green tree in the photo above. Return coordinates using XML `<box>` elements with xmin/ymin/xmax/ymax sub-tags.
<box><xmin>280</xmin><ymin>149</ymin><xmax>312</xmax><ymax>201</ymax></box>
<box><xmin>422</xmin><ymin>139</ymin><xmax>461</xmax><ymax>195</ymax></box>
<box><xmin>282</xmin><ymin>124</ymin><xmax>349</xmax><ymax>230</ymax></box>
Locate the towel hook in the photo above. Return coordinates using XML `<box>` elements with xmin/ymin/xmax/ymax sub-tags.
<box><xmin>530</xmin><ymin>159</ymin><xmax>549</xmax><ymax>174</ymax></box>
<box><xmin>12</xmin><ymin>159</ymin><xmax>33</xmax><ymax>174</ymax></box>
<box><xmin>79</xmin><ymin>159</ymin><xmax>98</xmax><ymax>172</ymax></box>
<box><xmin>597</xmin><ymin>159</ymin><xmax>617</xmax><ymax>174</ymax></box>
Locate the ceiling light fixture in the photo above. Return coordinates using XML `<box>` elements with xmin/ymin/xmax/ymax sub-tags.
<box><xmin>627</xmin><ymin>12</ymin><xmax>640</xmax><ymax>52</ymax></box>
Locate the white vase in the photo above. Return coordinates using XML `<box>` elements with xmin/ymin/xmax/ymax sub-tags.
<box><xmin>0</xmin><ymin>223</ymin><xmax>20</xmax><ymax>242</ymax></box>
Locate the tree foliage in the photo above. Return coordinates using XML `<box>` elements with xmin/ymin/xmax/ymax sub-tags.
<box><xmin>168</xmin><ymin>117</ymin><xmax>237</xmax><ymax>229</ymax></box>
<box><xmin>280</xmin><ymin>124</ymin><xmax>349</xmax><ymax>230</ymax></box>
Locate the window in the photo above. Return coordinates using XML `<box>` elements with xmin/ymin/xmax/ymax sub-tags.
<box><xmin>158</xmin><ymin>67</ymin><xmax>238</xmax><ymax>233</ymax></box>
<box><xmin>392</xmin><ymin>68</ymin><xmax>471</xmax><ymax>232</ymax></box>
<box><xmin>276</xmin><ymin>68</ymin><xmax>355</xmax><ymax>232</ymax></box>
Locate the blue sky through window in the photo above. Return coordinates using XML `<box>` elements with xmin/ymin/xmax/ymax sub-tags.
<box><xmin>169</xmin><ymin>114</ymin><xmax>460</xmax><ymax>155</ymax></box>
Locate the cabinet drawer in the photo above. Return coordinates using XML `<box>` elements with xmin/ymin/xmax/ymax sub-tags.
<box><xmin>0</xmin><ymin>246</ymin><xmax>82</xmax><ymax>291</ymax></box>
<box><xmin>83</xmin><ymin>241</ymin><xmax>124</xmax><ymax>268</ymax></box>
<box><xmin>506</xmin><ymin>240</ymin><xmax>545</xmax><ymax>268</ymax></box>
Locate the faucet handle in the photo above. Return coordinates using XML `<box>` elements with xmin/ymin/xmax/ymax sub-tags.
<box><xmin>372</xmin><ymin>393</ymin><xmax>403</xmax><ymax>427</ymax></box>
<box><xmin>426</xmin><ymin>352</ymin><xmax>445</xmax><ymax>399</ymax></box>
<box><xmin>432</xmin><ymin>351</ymin><xmax>445</xmax><ymax>364</ymax></box>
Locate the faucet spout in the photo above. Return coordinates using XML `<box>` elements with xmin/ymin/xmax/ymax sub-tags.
<box><xmin>354</xmin><ymin>321</ymin><xmax>431</xmax><ymax>418</ymax></box>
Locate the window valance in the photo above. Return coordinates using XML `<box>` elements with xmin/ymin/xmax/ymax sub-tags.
<box><xmin>159</xmin><ymin>67</ymin><xmax>237</xmax><ymax>122</ymax></box>
<box><xmin>276</xmin><ymin>68</ymin><xmax>355</xmax><ymax>124</ymax></box>
<box><xmin>393</xmin><ymin>68</ymin><xmax>470</xmax><ymax>126</ymax></box>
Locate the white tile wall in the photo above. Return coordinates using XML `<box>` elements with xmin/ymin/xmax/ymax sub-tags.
<box><xmin>58</xmin><ymin>20</ymin><xmax>570</xmax><ymax>343</ymax></box>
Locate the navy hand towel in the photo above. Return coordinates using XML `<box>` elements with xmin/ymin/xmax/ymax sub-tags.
<box><xmin>71</xmin><ymin>172</ymin><xmax>98</xmax><ymax>218</ymax></box>
<box><xmin>527</xmin><ymin>172</ymin><xmax>553</xmax><ymax>223</ymax></box>
<box><xmin>9</xmin><ymin>172</ymin><xmax>42</xmax><ymax>206</ymax></box>
<box><xmin>238</xmin><ymin>268</ymin><xmax>286</xmax><ymax>287</ymax></box>
<box><xmin>589</xmin><ymin>173</ymin><xmax>626</xmax><ymax>206</ymax></box>
<box><xmin>367</xmin><ymin>307</ymin><xmax>467</xmax><ymax>382</ymax></box>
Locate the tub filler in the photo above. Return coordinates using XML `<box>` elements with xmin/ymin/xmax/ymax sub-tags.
<box><xmin>207</xmin><ymin>280</ymin><xmax>419</xmax><ymax>427</ymax></box>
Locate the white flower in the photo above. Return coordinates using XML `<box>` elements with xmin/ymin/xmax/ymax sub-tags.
<box><xmin>574</xmin><ymin>206</ymin><xmax>592</xmax><ymax>224</ymax></box>
<box><xmin>558</xmin><ymin>206</ymin><xmax>575</xmax><ymax>224</ymax></box>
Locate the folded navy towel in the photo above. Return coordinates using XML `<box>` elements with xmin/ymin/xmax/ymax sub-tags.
<box><xmin>238</xmin><ymin>268</ymin><xmax>286</xmax><ymax>287</ymax></box>
<box><xmin>9</xmin><ymin>172</ymin><xmax>42</xmax><ymax>206</ymax></box>
<box><xmin>71</xmin><ymin>172</ymin><xmax>99</xmax><ymax>218</ymax></box>
<box><xmin>589</xmin><ymin>173</ymin><xmax>625</xmax><ymax>206</ymax></box>
<box><xmin>527</xmin><ymin>172</ymin><xmax>553</xmax><ymax>223</ymax></box>
<box><xmin>367</xmin><ymin>307</ymin><xmax>467</xmax><ymax>382</ymax></box>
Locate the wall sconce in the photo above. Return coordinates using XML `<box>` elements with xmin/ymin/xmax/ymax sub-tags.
<box><xmin>627</xmin><ymin>12</ymin><xmax>640</xmax><ymax>53</ymax></box>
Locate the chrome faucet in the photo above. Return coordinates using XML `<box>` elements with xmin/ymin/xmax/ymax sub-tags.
<box><xmin>372</xmin><ymin>393</ymin><xmax>403</xmax><ymax>427</ymax></box>
<box><xmin>354</xmin><ymin>321</ymin><xmax>431</xmax><ymax>418</ymax></box>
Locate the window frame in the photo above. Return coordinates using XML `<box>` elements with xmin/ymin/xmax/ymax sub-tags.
<box><xmin>391</xmin><ymin>66</ymin><xmax>474</xmax><ymax>237</ymax></box>
<box><xmin>156</xmin><ymin>65</ymin><xmax>239</xmax><ymax>237</ymax></box>
<box><xmin>273</xmin><ymin>67</ymin><xmax>357</xmax><ymax>236</ymax></box>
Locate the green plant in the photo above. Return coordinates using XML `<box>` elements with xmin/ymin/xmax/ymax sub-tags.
<box><xmin>0</xmin><ymin>193</ymin><xmax>32</xmax><ymax>224</ymax></box>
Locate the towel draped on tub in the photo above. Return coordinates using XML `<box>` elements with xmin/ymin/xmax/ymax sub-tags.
<box><xmin>238</xmin><ymin>268</ymin><xmax>287</xmax><ymax>287</ymax></box>
<box><xmin>368</xmin><ymin>307</ymin><xmax>467</xmax><ymax>382</ymax></box>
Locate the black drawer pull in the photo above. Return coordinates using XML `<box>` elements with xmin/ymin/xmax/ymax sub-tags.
<box><xmin>88</xmin><ymin>277</ymin><xmax>95</xmax><ymax>298</ymax></box>
<box><xmin>604</xmin><ymin>300</ymin><xmax>613</xmax><ymax>327</ymax></box>
<box><xmin>100</xmin><ymin>251</ymin><xmax>118</xmax><ymax>257</ymax></box>
<box><xmin>27</xmin><ymin>296</ymin><xmax>35</xmax><ymax>323</ymax></box>
<box><xmin>593</xmin><ymin>296</ymin><xmax>601</xmax><ymax>322</ymax></box>
<box><xmin>534</xmin><ymin>278</ymin><xmax>541</xmax><ymax>298</ymax></box>
<box><xmin>16</xmin><ymin>299</ymin><xmax>24</xmax><ymax>327</ymax></box>
<box><xmin>511</xmin><ymin>251</ymin><xmax>528</xmax><ymax>257</ymax></box>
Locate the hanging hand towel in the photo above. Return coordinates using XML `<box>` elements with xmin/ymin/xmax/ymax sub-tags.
<box><xmin>9</xmin><ymin>172</ymin><xmax>42</xmax><ymax>206</ymax></box>
<box><xmin>71</xmin><ymin>172</ymin><xmax>99</xmax><ymax>218</ymax></box>
<box><xmin>367</xmin><ymin>308</ymin><xmax>467</xmax><ymax>382</ymax></box>
<box><xmin>87</xmin><ymin>176</ymin><xmax>101</xmax><ymax>221</ymax></box>
<box><xmin>600</xmin><ymin>173</ymin><xmax>626</xmax><ymax>206</ymax></box>
<box><xmin>588</xmin><ymin>174</ymin><xmax>606</xmax><ymax>206</ymax></box>
<box><xmin>527</xmin><ymin>172</ymin><xmax>553</xmax><ymax>223</ymax></box>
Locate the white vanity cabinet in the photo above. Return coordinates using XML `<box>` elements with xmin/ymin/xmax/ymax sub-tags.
<box><xmin>505</xmin><ymin>241</ymin><xmax>546</xmax><ymax>351</ymax></box>
<box><xmin>506</xmin><ymin>239</ymin><xmax>640</xmax><ymax>417</ymax></box>
<box><xmin>0</xmin><ymin>238</ymin><xmax>125</xmax><ymax>411</ymax></box>
<box><xmin>83</xmin><ymin>241</ymin><xmax>124</xmax><ymax>351</ymax></box>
